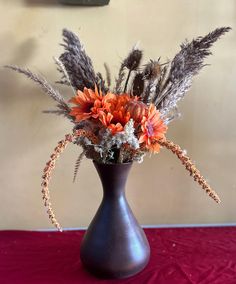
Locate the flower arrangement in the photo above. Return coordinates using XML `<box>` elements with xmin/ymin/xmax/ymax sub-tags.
<box><xmin>5</xmin><ymin>27</ymin><xmax>230</xmax><ymax>231</ymax></box>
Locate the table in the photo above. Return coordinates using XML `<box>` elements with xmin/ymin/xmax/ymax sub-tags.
<box><xmin>0</xmin><ymin>227</ymin><xmax>236</xmax><ymax>283</ymax></box>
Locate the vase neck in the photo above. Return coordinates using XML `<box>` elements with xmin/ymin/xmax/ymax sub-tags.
<box><xmin>93</xmin><ymin>161</ymin><xmax>132</xmax><ymax>198</ymax></box>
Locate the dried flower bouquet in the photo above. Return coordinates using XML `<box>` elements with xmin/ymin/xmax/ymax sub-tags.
<box><xmin>5</xmin><ymin>27</ymin><xmax>231</xmax><ymax>231</ymax></box>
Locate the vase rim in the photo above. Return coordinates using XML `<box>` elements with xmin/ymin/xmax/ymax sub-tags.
<box><xmin>93</xmin><ymin>160</ymin><xmax>133</xmax><ymax>166</ymax></box>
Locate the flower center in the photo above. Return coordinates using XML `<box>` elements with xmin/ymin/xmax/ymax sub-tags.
<box><xmin>82</xmin><ymin>102</ymin><xmax>94</xmax><ymax>113</ymax></box>
<box><xmin>146</xmin><ymin>121</ymin><xmax>154</xmax><ymax>137</ymax></box>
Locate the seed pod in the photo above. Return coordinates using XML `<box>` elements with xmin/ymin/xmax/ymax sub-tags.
<box><xmin>124</xmin><ymin>49</ymin><xmax>143</xmax><ymax>71</ymax></box>
<box><xmin>125</xmin><ymin>100</ymin><xmax>147</xmax><ymax>123</ymax></box>
<box><xmin>132</xmin><ymin>72</ymin><xmax>145</xmax><ymax>97</ymax></box>
<box><xmin>143</xmin><ymin>60</ymin><xmax>162</xmax><ymax>80</ymax></box>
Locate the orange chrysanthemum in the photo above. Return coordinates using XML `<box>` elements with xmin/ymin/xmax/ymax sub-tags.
<box><xmin>111</xmin><ymin>95</ymin><xmax>131</xmax><ymax>125</ymax></box>
<box><xmin>139</xmin><ymin>104</ymin><xmax>167</xmax><ymax>153</ymax></box>
<box><xmin>69</xmin><ymin>87</ymin><xmax>103</xmax><ymax>122</ymax></box>
<box><xmin>99</xmin><ymin>94</ymin><xmax>132</xmax><ymax>134</ymax></box>
<box><xmin>100</xmin><ymin>112</ymin><xmax>124</xmax><ymax>134</ymax></box>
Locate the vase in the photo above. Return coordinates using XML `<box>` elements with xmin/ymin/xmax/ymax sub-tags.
<box><xmin>80</xmin><ymin>161</ymin><xmax>150</xmax><ymax>279</ymax></box>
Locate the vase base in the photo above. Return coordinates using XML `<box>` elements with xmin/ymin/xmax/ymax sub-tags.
<box><xmin>81</xmin><ymin>258</ymin><xmax>150</xmax><ymax>279</ymax></box>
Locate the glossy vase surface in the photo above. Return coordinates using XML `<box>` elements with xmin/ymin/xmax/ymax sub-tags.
<box><xmin>80</xmin><ymin>161</ymin><xmax>150</xmax><ymax>279</ymax></box>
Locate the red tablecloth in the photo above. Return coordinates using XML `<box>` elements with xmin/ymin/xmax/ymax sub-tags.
<box><xmin>0</xmin><ymin>227</ymin><xmax>236</xmax><ymax>284</ymax></box>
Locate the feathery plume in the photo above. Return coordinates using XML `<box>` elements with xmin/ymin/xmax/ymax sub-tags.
<box><xmin>5</xmin><ymin>65</ymin><xmax>70</xmax><ymax>112</ymax></box>
<box><xmin>156</xmin><ymin>27</ymin><xmax>231</xmax><ymax>116</ymax></box>
<box><xmin>59</xmin><ymin>29</ymin><xmax>96</xmax><ymax>91</ymax></box>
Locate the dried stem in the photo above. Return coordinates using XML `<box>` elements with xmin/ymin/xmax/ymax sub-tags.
<box><xmin>115</xmin><ymin>63</ymin><xmax>126</xmax><ymax>93</ymax></box>
<box><xmin>104</xmin><ymin>63</ymin><xmax>111</xmax><ymax>87</ymax></box>
<box><xmin>124</xmin><ymin>69</ymin><xmax>132</xmax><ymax>93</ymax></box>
<box><xmin>159</xmin><ymin>139</ymin><xmax>221</xmax><ymax>203</ymax></box>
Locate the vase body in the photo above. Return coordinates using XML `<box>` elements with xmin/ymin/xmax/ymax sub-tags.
<box><xmin>80</xmin><ymin>161</ymin><xmax>150</xmax><ymax>279</ymax></box>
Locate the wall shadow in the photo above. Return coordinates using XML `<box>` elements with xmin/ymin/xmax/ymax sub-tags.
<box><xmin>24</xmin><ymin>0</ymin><xmax>110</xmax><ymax>7</ymax></box>
<box><xmin>0</xmin><ymin>33</ymin><xmax>38</xmax><ymax>105</ymax></box>
<box><xmin>24</xmin><ymin>0</ymin><xmax>59</xmax><ymax>6</ymax></box>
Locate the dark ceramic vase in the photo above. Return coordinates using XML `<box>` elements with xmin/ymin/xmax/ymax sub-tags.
<box><xmin>80</xmin><ymin>161</ymin><xmax>150</xmax><ymax>279</ymax></box>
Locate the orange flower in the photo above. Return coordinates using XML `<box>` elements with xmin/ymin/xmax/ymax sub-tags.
<box><xmin>99</xmin><ymin>112</ymin><xmax>124</xmax><ymax>134</ymax></box>
<box><xmin>98</xmin><ymin>94</ymin><xmax>132</xmax><ymax>134</ymax></box>
<box><xmin>99</xmin><ymin>92</ymin><xmax>117</xmax><ymax>113</ymax></box>
<box><xmin>139</xmin><ymin>104</ymin><xmax>167</xmax><ymax>153</ymax></box>
<box><xmin>69</xmin><ymin>87</ymin><xmax>102</xmax><ymax>122</ymax></box>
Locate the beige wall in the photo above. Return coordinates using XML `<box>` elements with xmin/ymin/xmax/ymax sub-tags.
<box><xmin>0</xmin><ymin>0</ymin><xmax>236</xmax><ymax>230</ymax></box>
